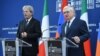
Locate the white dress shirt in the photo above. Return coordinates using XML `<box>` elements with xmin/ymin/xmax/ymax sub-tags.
<box><xmin>26</xmin><ymin>17</ymin><xmax>32</xmax><ymax>25</ymax></box>
<box><xmin>65</xmin><ymin>16</ymin><xmax>75</xmax><ymax>34</ymax></box>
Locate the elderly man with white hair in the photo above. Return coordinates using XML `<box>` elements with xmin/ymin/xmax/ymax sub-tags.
<box><xmin>60</xmin><ymin>5</ymin><xmax>89</xmax><ymax>56</ymax></box>
<box><xmin>17</xmin><ymin>5</ymin><xmax>42</xmax><ymax>56</ymax></box>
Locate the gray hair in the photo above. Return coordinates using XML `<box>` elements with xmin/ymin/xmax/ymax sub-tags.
<box><xmin>22</xmin><ymin>5</ymin><xmax>34</xmax><ymax>13</ymax></box>
<box><xmin>63</xmin><ymin>5</ymin><xmax>75</xmax><ymax>15</ymax></box>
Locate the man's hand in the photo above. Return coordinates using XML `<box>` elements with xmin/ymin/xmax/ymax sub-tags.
<box><xmin>72</xmin><ymin>36</ymin><xmax>80</xmax><ymax>43</ymax></box>
<box><xmin>21</xmin><ymin>32</ymin><xmax>27</xmax><ymax>38</ymax></box>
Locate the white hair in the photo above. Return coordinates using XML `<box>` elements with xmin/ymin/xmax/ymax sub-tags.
<box><xmin>22</xmin><ymin>5</ymin><xmax>34</xmax><ymax>13</ymax></box>
<box><xmin>63</xmin><ymin>5</ymin><xmax>75</xmax><ymax>16</ymax></box>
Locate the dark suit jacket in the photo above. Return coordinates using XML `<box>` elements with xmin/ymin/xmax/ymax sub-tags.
<box><xmin>17</xmin><ymin>17</ymin><xmax>42</xmax><ymax>56</ymax></box>
<box><xmin>60</xmin><ymin>18</ymin><xmax>89</xmax><ymax>56</ymax></box>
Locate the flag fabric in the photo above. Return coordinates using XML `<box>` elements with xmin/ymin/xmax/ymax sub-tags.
<box><xmin>80</xmin><ymin>0</ymin><xmax>91</xmax><ymax>56</ymax></box>
<box><xmin>96</xmin><ymin>26</ymin><xmax>100</xmax><ymax>56</ymax></box>
<box><xmin>38</xmin><ymin>41</ymin><xmax>46</xmax><ymax>56</ymax></box>
<box><xmin>56</xmin><ymin>0</ymin><xmax>68</xmax><ymax>38</ymax></box>
<box><xmin>38</xmin><ymin>0</ymin><xmax>50</xmax><ymax>56</ymax></box>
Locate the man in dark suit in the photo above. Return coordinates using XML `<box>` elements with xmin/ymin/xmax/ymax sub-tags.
<box><xmin>17</xmin><ymin>5</ymin><xmax>42</xmax><ymax>56</ymax></box>
<box><xmin>60</xmin><ymin>6</ymin><xmax>89</xmax><ymax>56</ymax></box>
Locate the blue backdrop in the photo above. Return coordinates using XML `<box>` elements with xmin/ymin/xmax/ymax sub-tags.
<box><xmin>0</xmin><ymin>0</ymin><xmax>100</xmax><ymax>56</ymax></box>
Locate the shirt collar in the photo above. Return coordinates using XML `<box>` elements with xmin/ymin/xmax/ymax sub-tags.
<box><xmin>26</xmin><ymin>17</ymin><xmax>32</xmax><ymax>22</ymax></box>
<box><xmin>70</xmin><ymin>16</ymin><xmax>75</xmax><ymax>23</ymax></box>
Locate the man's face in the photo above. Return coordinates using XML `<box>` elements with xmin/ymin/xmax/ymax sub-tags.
<box><xmin>23</xmin><ymin>9</ymin><xmax>32</xmax><ymax>19</ymax></box>
<box><xmin>63</xmin><ymin>8</ymin><xmax>74</xmax><ymax>21</ymax></box>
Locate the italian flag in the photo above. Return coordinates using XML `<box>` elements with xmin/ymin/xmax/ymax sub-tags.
<box><xmin>80</xmin><ymin>0</ymin><xmax>91</xmax><ymax>56</ymax></box>
<box><xmin>38</xmin><ymin>0</ymin><xmax>50</xmax><ymax>56</ymax></box>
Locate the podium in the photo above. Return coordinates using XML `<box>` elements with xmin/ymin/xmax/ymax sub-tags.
<box><xmin>39</xmin><ymin>37</ymin><xmax>79</xmax><ymax>56</ymax></box>
<box><xmin>0</xmin><ymin>38</ymin><xmax>32</xmax><ymax>56</ymax></box>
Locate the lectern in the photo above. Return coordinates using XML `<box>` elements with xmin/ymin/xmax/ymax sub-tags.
<box><xmin>0</xmin><ymin>38</ymin><xmax>32</xmax><ymax>56</ymax></box>
<box><xmin>39</xmin><ymin>37</ymin><xmax>79</xmax><ymax>56</ymax></box>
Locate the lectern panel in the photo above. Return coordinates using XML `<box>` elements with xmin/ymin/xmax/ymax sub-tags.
<box><xmin>48</xmin><ymin>40</ymin><xmax>62</xmax><ymax>56</ymax></box>
<box><xmin>5</xmin><ymin>41</ymin><xmax>16</xmax><ymax>56</ymax></box>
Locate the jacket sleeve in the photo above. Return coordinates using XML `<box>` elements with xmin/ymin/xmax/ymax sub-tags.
<box><xmin>16</xmin><ymin>22</ymin><xmax>21</xmax><ymax>39</ymax></box>
<box><xmin>79</xmin><ymin>20</ymin><xmax>89</xmax><ymax>43</ymax></box>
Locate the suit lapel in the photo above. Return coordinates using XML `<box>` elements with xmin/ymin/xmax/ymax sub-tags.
<box><xmin>66</xmin><ymin>18</ymin><xmax>77</xmax><ymax>35</ymax></box>
<box><xmin>25</xmin><ymin>18</ymin><xmax>33</xmax><ymax>29</ymax></box>
<box><xmin>23</xmin><ymin>18</ymin><xmax>34</xmax><ymax>32</ymax></box>
<box><xmin>62</xmin><ymin>22</ymin><xmax>67</xmax><ymax>37</ymax></box>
